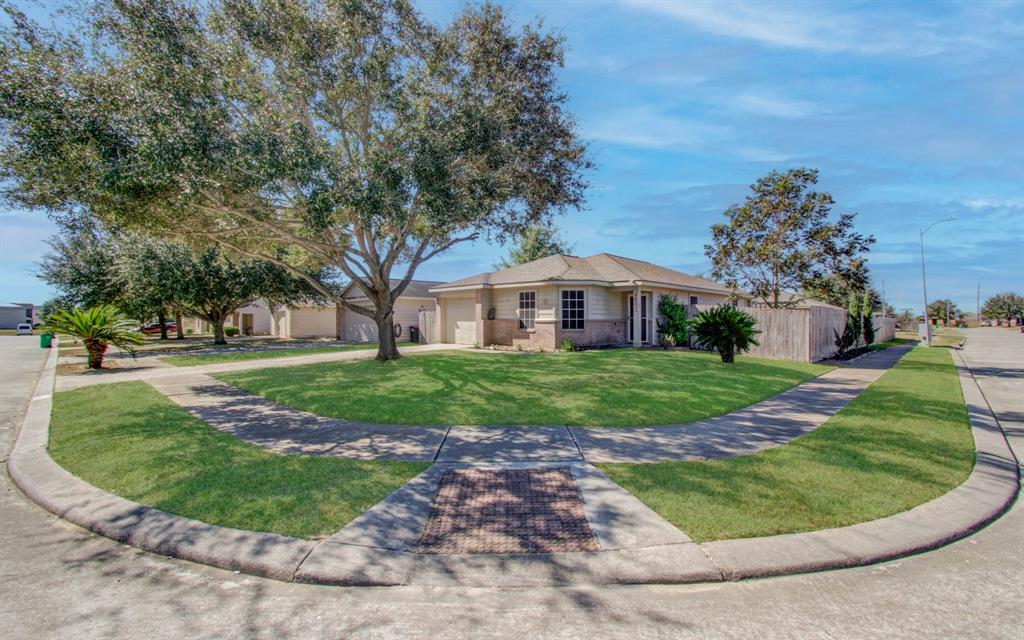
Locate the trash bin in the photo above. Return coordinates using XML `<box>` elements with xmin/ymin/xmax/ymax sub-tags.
<box><xmin>409</xmin><ymin>325</ymin><xmax>420</xmax><ymax>344</ymax></box>
<box><xmin>40</xmin><ymin>332</ymin><xmax>53</xmax><ymax>349</ymax></box>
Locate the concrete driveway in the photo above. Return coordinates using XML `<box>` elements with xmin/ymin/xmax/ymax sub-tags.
<box><xmin>1</xmin><ymin>332</ymin><xmax>1020</xmax><ymax>639</ymax></box>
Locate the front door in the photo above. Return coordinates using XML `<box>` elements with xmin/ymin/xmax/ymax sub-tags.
<box><xmin>628</xmin><ymin>294</ymin><xmax>649</xmax><ymax>343</ymax></box>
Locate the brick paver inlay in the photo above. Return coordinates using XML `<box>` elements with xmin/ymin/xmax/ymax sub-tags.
<box><xmin>416</xmin><ymin>468</ymin><xmax>599</xmax><ymax>554</ymax></box>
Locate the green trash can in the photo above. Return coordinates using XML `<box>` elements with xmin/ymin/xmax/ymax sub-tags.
<box><xmin>40</xmin><ymin>333</ymin><xmax>53</xmax><ymax>349</ymax></box>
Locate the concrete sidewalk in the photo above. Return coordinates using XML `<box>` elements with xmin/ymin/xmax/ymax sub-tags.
<box><xmin>139</xmin><ymin>344</ymin><xmax>909</xmax><ymax>463</ymax></box>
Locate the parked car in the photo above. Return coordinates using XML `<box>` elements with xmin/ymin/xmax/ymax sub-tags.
<box><xmin>15</xmin><ymin>323</ymin><xmax>33</xmax><ymax>335</ymax></box>
<box><xmin>141</xmin><ymin>321</ymin><xmax>176</xmax><ymax>335</ymax></box>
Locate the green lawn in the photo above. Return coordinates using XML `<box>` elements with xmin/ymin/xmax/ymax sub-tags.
<box><xmin>216</xmin><ymin>349</ymin><xmax>831</xmax><ymax>427</ymax></box>
<box><xmin>930</xmin><ymin>326</ymin><xmax>964</xmax><ymax>348</ymax></box>
<box><xmin>48</xmin><ymin>382</ymin><xmax>428</xmax><ymax>538</ymax></box>
<box><xmin>600</xmin><ymin>346</ymin><xmax>974</xmax><ymax>542</ymax></box>
<box><xmin>162</xmin><ymin>341</ymin><xmax>413</xmax><ymax>366</ymax></box>
<box><xmin>868</xmin><ymin>337</ymin><xmax>915</xmax><ymax>350</ymax></box>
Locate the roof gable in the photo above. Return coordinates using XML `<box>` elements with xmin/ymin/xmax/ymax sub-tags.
<box><xmin>431</xmin><ymin>252</ymin><xmax>732</xmax><ymax>295</ymax></box>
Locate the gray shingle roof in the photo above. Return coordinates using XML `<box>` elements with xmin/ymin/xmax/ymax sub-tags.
<box><xmin>344</xmin><ymin>279</ymin><xmax>445</xmax><ymax>300</ymax></box>
<box><xmin>431</xmin><ymin>253</ymin><xmax>732</xmax><ymax>294</ymax></box>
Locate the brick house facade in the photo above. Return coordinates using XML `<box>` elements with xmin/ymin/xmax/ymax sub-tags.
<box><xmin>430</xmin><ymin>253</ymin><xmax>737</xmax><ymax>350</ymax></box>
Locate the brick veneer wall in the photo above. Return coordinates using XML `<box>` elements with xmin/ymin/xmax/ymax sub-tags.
<box><xmin>484</xmin><ymin>318</ymin><xmax>627</xmax><ymax>350</ymax></box>
<box><xmin>557</xmin><ymin>320</ymin><xmax>627</xmax><ymax>347</ymax></box>
<box><xmin>487</xmin><ymin>319</ymin><xmax>531</xmax><ymax>345</ymax></box>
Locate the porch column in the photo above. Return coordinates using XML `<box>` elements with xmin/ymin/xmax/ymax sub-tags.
<box><xmin>632</xmin><ymin>283</ymin><xmax>641</xmax><ymax>348</ymax></box>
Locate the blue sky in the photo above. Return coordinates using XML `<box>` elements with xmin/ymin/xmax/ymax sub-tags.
<box><xmin>1</xmin><ymin>0</ymin><xmax>1021</xmax><ymax>313</ymax></box>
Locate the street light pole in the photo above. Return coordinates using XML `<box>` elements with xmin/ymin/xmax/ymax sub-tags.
<box><xmin>919</xmin><ymin>217</ymin><xmax>955</xmax><ymax>347</ymax></box>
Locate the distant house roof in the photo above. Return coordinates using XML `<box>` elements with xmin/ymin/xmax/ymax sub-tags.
<box><xmin>342</xmin><ymin>279</ymin><xmax>445</xmax><ymax>300</ymax></box>
<box><xmin>430</xmin><ymin>253</ymin><xmax>733</xmax><ymax>295</ymax></box>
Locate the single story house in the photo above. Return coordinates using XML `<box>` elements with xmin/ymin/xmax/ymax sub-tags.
<box><xmin>428</xmin><ymin>253</ymin><xmax>738</xmax><ymax>350</ymax></box>
<box><xmin>0</xmin><ymin>302</ymin><xmax>38</xmax><ymax>329</ymax></box>
<box><xmin>271</xmin><ymin>279</ymin><xmax>442</xmax><ymax>341</ymax></box>
<box><xmin>184</xmin><ymin>301</ymin><xmax>273</xmax><ymax>336</ymax></box>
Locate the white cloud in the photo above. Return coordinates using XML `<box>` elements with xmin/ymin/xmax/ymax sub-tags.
<box><xmin>621</xmin><ymin>0</ymin><xmax>987</xmax><ymax>57</ymax></box>
<box><xmin>732</xmin><ymin>91</ymin><xmax>824</xmax><ymax>119</ymax></box>
<box><xmin>584</xmin><ymin>107</ymin><xmax>731</xmax><ymax>150</ymax></box>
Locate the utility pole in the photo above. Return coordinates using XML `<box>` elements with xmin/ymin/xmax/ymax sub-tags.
<box><xmin>920</xmin><ymin>216</ymin><xmax>955</xmax><ymax>347</ymax></box>
<box><xmin>977</xmin><ymin>283</ymin><xmax>981</xmax><ymax>327</ymax></box>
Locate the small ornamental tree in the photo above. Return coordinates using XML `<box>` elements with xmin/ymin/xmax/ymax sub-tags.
<box><xmin>690</xmin><ymin>305</ymin><xmax>759</xmax><ymax>363</ymax></box>
<box><xmin>0</xmin><ymin>1</ymin><xmax>590</xmax><ymax>361</ymax></box>
<box><xmin>705</xmin><ymin>168</ymin><xmax>874</xmax><ymax>308</ymax></box>
<box><xmin>655</xmin><ymin>294</ymin><xmax>689</xmax><ymax>348</ymax></box>
<box><xmin>862</xmin><ymin>290</ymin><xmax>875</xmax><ymax>345</ymax></box>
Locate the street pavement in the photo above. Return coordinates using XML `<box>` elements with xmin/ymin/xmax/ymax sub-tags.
<box><xmin>1</xmin><ymin>332</ymin><xmax>1021</xmax><ymax>639</ymax></box>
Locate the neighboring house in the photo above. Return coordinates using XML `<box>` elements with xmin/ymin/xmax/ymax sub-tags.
<box><xmin>271</xmin><ymin>279</ymin><xmax>442</xmax><ymax>341</ymax></box>
<box><xmin>0</xmin><ymin>302</ymin><xmax>37</xmax><ymax>329</ymax></box>
<box><xmin>184</xmin><ymin>301</ymin><xmax>273</xmax><ymax>336</ymax></box>
<box><xmin>429</xmin><ymin>253</ymin><xmax>737</xmax><ymax>350</ymax></box>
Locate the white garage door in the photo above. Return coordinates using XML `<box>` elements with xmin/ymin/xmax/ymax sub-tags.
<box><xmin>344</xmin><ymin>309</ymin><xmax>378</xmax><ymax>342</ymax></box>
<box><xmin>445</xmin><ymin>298</ymin><xmax>476</xmax><ymax>345</ymax></box>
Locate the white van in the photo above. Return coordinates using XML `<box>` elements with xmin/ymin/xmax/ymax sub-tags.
<box><xmin>15</xmin><ymin>323</ymin><xmax>33</xmax><ymax>336</ymax></box>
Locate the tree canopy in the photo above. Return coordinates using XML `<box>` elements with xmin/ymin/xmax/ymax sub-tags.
<box><xmin>981</xmin><ymin>292</ymin><xmax>1024</xmax><ymax>322</ymax></box>
<box><xmin>494</xmin><ymin>225</ymin><xmax>574</xmax><ymax>269</ymax></box>
<box><xmin>116</xmin><ymin>238</ymin><xmax>320</xmax><ymax>343</ymax></box>
<box><xmin>1</xmin><ymin>0</ymin><xmax>590</xmax><ymax>360</ymax></box>
<box><xmin>926</xmin><ymin>299</ymin><xmax>960</xmax><ymax>322</ymax></box>
<box><xmin>705</xmin><ymin>168</ymin><xmax>874</xmax><ymax>308</ymax></box>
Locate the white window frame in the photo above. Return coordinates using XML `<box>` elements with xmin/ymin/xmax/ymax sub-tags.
<box><xmin>561</xmin><ymin>289</ymin><xmax>585</xmax><ymax>331</ymax></box>
<box><xmin>518</xmin><ymin>290</ymin><xmax>537</xmax><ymax>331</ymax></box>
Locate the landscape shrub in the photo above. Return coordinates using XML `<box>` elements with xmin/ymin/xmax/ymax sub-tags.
<box><xmin>690</xmin><ymin>305</ymin><xmax>759</xmax><ymax>363</ymax></box>
<box><xmin>656</xmin><ymin>294</ymin><xmax>690</xmax><ymax>348</ymax></box>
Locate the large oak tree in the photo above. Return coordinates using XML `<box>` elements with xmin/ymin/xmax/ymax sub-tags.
<box><xmin>1</xmin><ymin>0</ymin><xmax>590</xmax><ymax>360</ymax></box>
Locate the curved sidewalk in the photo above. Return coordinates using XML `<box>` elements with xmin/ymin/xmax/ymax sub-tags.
<box><xmin>7</xmin><ymin>340</ymin><xmax>1019</xmax><ymax>586</ymax></box>
<box><xmin>136</xmin><ymin>345</ymin><xmax>910</xmax><ymax>463</ymax></box>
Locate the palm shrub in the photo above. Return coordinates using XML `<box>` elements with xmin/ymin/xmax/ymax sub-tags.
<box><xmin>691</xmin><ymin>305</ymin><xmax>759</xmax><ymax>363</ymax></box>
<box><xmin>656</xmin><ymin>294</ymin><xmax>690</xmax><ymax>348</ymax></box>
<box><xmin>41</xmin><ymin>305</ymin><xmax>145</xmax><ymax>369</ymax></box>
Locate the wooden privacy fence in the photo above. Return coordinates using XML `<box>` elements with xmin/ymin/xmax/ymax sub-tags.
<box><xmin>687</xmin><ymin>304</ymin><xmax>896</xmax><ymax>363</ymax></box>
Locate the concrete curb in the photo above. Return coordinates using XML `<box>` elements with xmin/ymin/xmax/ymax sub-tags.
<box><xmin>7</xmin><ymin>342</ymin><xmax>1019</xmax><ymax>587</ymax></box>
<box><xmin>699</xmin><ymin>348</ymin><xmax>1020</xmax><ymax>580</ymax></box>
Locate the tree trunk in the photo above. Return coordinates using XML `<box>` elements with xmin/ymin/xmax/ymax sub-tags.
<box><xmin>720</xmin><ymin>346</ymin><xmax>735</xmax><ymax>364</ymax></box>
<box><xmin>85</xmin><ymin>339</ymin><xmax>107</xmax><ymax>369</ymax></box>
<box><xmin>175</xmin><ymin>311</ymin><xmax>184</xmax><ymax>340</ymax></box>
<box><xmin>375</xmin><ymin>309</ymin><xmax>400</xmax><ymax>361</ymax></box>
<box><xmin>335</xmin><ymin>302</ymin><xmax>343</xmax><ymax>341</ymax></box>
<box><xmin>213</xmin><ymin>315</ymin><xmax>227</xmax><ymax>345</ymax></box>
<box><xmin>158</xmin><ymin>306</ymin><xmax>168</xmax><ymax>340</ymax></box>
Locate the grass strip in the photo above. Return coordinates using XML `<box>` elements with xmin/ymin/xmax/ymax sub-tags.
<box><xmin>600</xmin><ymin>346</ymin><xmax>974</xmax><ymax>542</ymax></box>
<box><xmin>49</xmin><ymin>381</ymin><xmax>427</xmax><ymax>538</ymax></box>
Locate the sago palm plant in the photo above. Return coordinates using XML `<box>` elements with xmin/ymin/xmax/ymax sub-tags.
<box><xmin>691</xmin><ymin>305</ymin><xmax>760</xmax><ymax>363</ymax></box>
<box><xmin>41</xmin><ymin>305</ymin><xmax>145</xmax><ymax>369</ymax></box>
